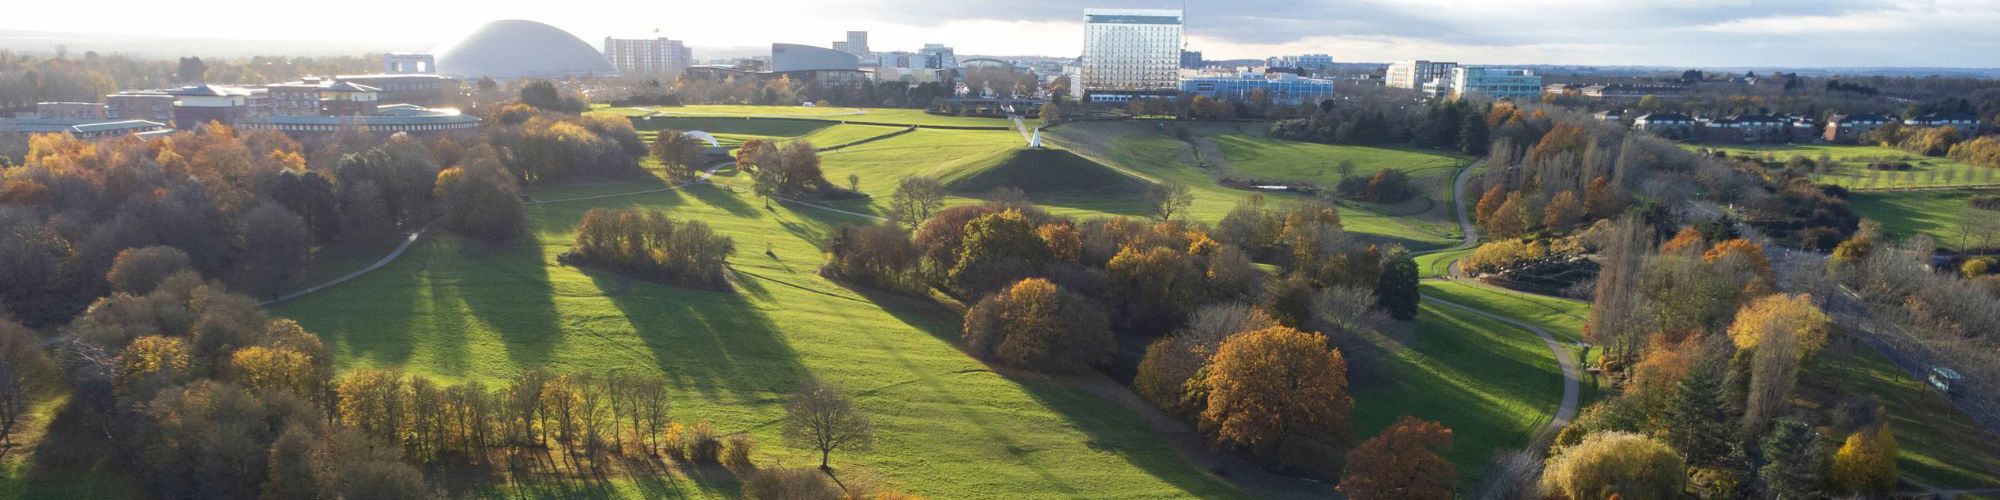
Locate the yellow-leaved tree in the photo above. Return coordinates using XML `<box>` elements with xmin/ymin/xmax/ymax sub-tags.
<box><xmin>1831</xmin><ymin>424</ymin><xmax>1898</xmax><ymax>495</ymax></box>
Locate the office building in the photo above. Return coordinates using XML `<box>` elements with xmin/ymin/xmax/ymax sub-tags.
<box><xmin>1180</xmin><ymin>49</ymin><xmax>1203</xmax><ymax>69</ymax></box>
<box><xmin>920</xmin><ymin>44</ymin><xmax>957</xmax><ymax>69</ymax></box>
<box><xmin>1268</xmin><ymin>53</ymin><xmax>1334</xmax><ymax>73</ymax></box>
<box><xmin>1386</xmin><ymin>60</ymin><xmax>1456</xmax><ymax>90</ymax></box>
<box><xmin>1449</xmin><ymin>67</ymin><xmax>1542</xmax><ymax>100</ymax></box>
<box><xmin>1180</xmin><ymin>72</ymin><xmax>1335</xmax><ymax>105</ymax></box>
<box><xmin>106</xmin><ymin>93</ymin><xmax>177</xmax><ymax>122</ymax></box>
<box><xmin>831</xmin><ymin>31</ymin><xmax>870</xmax><ymax>58</ymax></box>
<box><xmin>603</xmin><ymin>37</ymin><xmax>694</xmax><ymax>75</ymax></box>
<box><xmin>1080</xmin><ymin>8</ymin><xmax>1183</xmax><ymax>102</ymax></box>
<box><xmin>382</xmin><ymin>53</ymin><xmax>435</xmax><ymax>74</ymax></box>
<box><xmin>35</xmin><ymin>102</ymin><xmax>107</xmax><ymax>120</ymax></box>
<box><xmin>0</xmin><ymin>118</ymin><xmax>167</xmax><ymax>139</ymax></box>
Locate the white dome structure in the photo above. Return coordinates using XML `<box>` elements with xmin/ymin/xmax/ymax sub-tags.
<box><xmin>433</xmin><ymin>20</ymin><xmax>615</xmax><ymax>80</ymax></box>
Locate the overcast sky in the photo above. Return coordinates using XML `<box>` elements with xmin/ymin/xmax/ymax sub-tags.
<box><xmin>5</xmin><ymin>0</ymin><xmax>1998</xmax><ymax>67</ymax></box>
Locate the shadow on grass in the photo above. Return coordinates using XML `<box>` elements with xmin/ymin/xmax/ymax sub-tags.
<box><xmin>455</xmin><ymin>236</ymin><xmax>567</xmax><ymax>370</ymax></box>
<box><xmin>1010</xmin><ymin>375</ymin><xmax>1245</xmax><ymax>499</ymax></box>
<box><xmin>7</xmin><ymin>397</ymin><xmax>144</xmax><ymax>499</ymax></box>
<box><xmin>590</xmin><ymin>269</ymin><xmax>805</xmax><ymax>402</ymax></box>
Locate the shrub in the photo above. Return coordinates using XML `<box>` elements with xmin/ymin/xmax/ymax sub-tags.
<box><xmin>741</xmin><ymin>467</ymin><xmax>839</xmax><ymax>500</ymax></box>
<box><xmin>1461</xmin><ymin>239</ymin><xmax>1549</xmax><ymax>274</ymax></box>
<box><xmin>684</xmin><ymin>421</ymin><xmax>722</xmax><ymax>464</ymax></box>
<box><xmin>722</xmin><ymin>434</ymin><xmax>757</xmax><ymax>472</ymax></box>
<box><xmin>1541</xmin><ymin>431</ymin><xmax>1687</xmax><ymax>500</ymax></box>
<box><xmin>1971</xmin><ymin>194</ymin><xmax>2000</xmax><ymax>211</ymax></box>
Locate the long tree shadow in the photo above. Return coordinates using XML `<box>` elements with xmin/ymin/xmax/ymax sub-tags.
<box><xmin>455</xmin><ymin>233</ymin><xmax>567</xmax><ymax>371</ymax></box>
<box><xmin>589</xmin><ymin>269</ymin><xmax>805</xmax><ymax>402</ymax></box>
<box><xmin>1010</xmin><ymin>376</ymin><xmax>1256</xmax><ymax>499</ymax></box>
<box><xmin>681</xmin><ymin>183</ymin><xmax>759</xmax><ymax>217</ymax></box>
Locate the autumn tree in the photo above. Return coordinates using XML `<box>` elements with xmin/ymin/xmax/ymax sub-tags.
<box><xmin>1200</xmin><ymin>326</ymin><xmax>1352</xmax><ymax>472</ymax></box>
<box><xmin>237</xmin><ymin>202</ymin><xmax>312</xmax><ymax>296</ymax></box>
<box><xmin>106</xmin><ymin>246</ymin><xmax>193</xmax><ymax>295</ymax></box>
<box><xmin>1543</xmin><ymin>190</ymin><xmax>1582</xmax><ymax>230</ymax></box>
<box><xmin>1104</xmin><ymin>244</ymin><xmax>1204</xmax><ymax>333</ymax></box>
<box><xmin>1375</xmin><ymin>246</ymin><xmax>1420</xmax><ymax>320</ymax></box>
<box><xmin>948</xmin><ymin>209</ymin><xmax>1052</xmax><ymax>297</ymax></box>
<box><xmin>1134</xmin><ymin>304</ymin><xmax>1278</xmax><ymax>417</ymax></box>
<box><xmin>1474</xmin><ymin>185</ymin><xmax>1506</xmax><ymax>230</ymax></box>
<box><xmin>114</xmin><ymin>335</ymin><xmax>192</xmax><ymax>403</ymax></box>
<box><xmin>1728</xmin><ymin>294</ymin><xmax>1829</xmax><ymax>431</ymax></box>
<box><xmin>888</xmin><ymin>176</ymin><xmax>947</xmax><ymax>227</ymax></box>
<box><xmin>435</xmin><ymin>145</ymin><xmax>526</xmax><ymax>241</ymax></box>
<box><xmin>1338</xmin><ymin>417</ymin><xmax>1454</xmax><ymax>500</ymax></box>
<box><xmin>962</xmin><ymin>278</ymin><xmax>1114</xmax><ymax>372</ymax></box>
<box><xmin>651</xmin><ymin>129</ymin><xmax>711</xmax><ymax>181</ymax></box>
<box><xmin>782</xmin><ymin>377</ymin><xmax>873</xmax><ymax>470</ymax></box>
<box><xmin>0</xmin><ymin>317</ymin><xmax>53</xmax><ymax>449</ymax></box>
<box><xmin>1541</xmin><ymin>431</ymin><xmax>1687</xmax><ymax>500</ymax></box>
<box><xmin>1831</xmin><ymin>424</ymin><xmax>1897</xmax><ymax>495</ymax></box>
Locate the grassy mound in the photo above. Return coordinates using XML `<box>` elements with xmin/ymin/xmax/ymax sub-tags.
<box><xmin>944</xmin><ymin>148</ymin><xmax>1148</xmax><ymax>196</ymax></box>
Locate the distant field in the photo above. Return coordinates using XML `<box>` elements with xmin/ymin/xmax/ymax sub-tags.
<box><xmin>273</xmin><ymin>178</ymin><xmax>1239</xmax><ymax>499</ymax></box>
<box><xmin>1688</xmin><ymin>143</ymin><xmax>1995</xmax><ymax>190</ymax></box>
<box><xmin>1046</xmin><ymin>121</ymin><xmax>1466</xmax><ymax>249</ymax></box>
<box><xmin>634</xmin><ymin>105</ymin><xmax>1014</xmax><ymax>128</ymax></box>
<box><xmin>1846</xmin><ymin>189</ymin><xmax>2000</xmax><ymax>249</ymax></box>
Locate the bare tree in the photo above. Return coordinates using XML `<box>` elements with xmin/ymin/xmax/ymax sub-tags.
<box><xmin>782</xmin><ymin>377</ymin><xmax>874</xmax><ymax>470</ymax></box>
<box><xmin>1145</xmin><ymin>181</ymin><xmax>1194</xmax><ymax>221</ymax></box>
<box><xmin>888</xmin><ymin>176</ymin><xmax>946</xmax><ymax>227</ymax></box>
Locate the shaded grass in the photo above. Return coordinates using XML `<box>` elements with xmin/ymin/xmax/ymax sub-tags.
<box><xmin>272</xmin><ymin>177</ymin><xmax>1239</xmax><ymax>499</ymax></box>
<box><xmin>1420</xmin><ymin>281</ymin><xmax>1606</xmax><ymax>402</ymax></box>
<box><xmin>1351</xmin><ymin>298</ymin><xmax>1568</xmax><ymax>485</ymax></box>
<box><xmin>1804</xmin><ymin>345</ymin><xmax>2000</xmax><ymax>489</ymax></box>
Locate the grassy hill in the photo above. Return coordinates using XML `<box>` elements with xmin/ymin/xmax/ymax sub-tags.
<box><xmin>943</xmin><ymin>148</ymin><xmax>1149</xmax><ymax>197</ymax></box>
<box><xmin>1687</xmin><ymin>143</ymin><xmax>1994</xmax><ymax>190</ymax></box>
<box><xmin>273</xmin><ymin>177</ymin><xmax>1241</xmax><ymax>499</ymax></box>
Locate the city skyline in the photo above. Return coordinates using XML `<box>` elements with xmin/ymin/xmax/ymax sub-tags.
<box><xmin>2</xmin><ymin>0</ymin><xmax>1999</xmax><ymax>67</ymax></box>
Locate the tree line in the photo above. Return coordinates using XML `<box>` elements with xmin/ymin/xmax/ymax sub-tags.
<box><xmin>560</xmin><ymin>208</ymin><xmax>736</xmax><ymax>290</ymax></box>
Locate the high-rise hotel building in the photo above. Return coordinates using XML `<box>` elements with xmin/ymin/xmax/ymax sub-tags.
<box><xmin>1080</xmin><ymin>8</ymin><xmax>1182</xmax><ymax>102</ymax></box>
<box><xmin>603</xmin><ymin>37</ymin><xmax>693</xmax><ymax>75</ymax></box>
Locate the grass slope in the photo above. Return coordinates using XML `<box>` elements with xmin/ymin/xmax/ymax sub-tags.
<box><xmin>643</xmin><ymin>105</ymin><xmax>1013</xmax><ymax>128</ymax></box>
<box><xmin>1045</xmin><ymin>121</ymin><xmax>1464</xmax><ymax>249</ymax></box>
<box><xmin>1805</xmin><ymin>346</ymin><xmax>2000</xmax><ymax>488</ymax></box>
<box><xmin>1351</xmin><ymin>297</ymin><xmax>1567</xmax><ymax>484</ymax></box>
<box><xmin>1847</xmin><ymin>189</ymin><xmax>1999</xmax><ymax>249</ymax></box>
<box><xmin>272</xmin><ymin>178</ymin><xmax>1237</xmax><ymax>499</ymax></box>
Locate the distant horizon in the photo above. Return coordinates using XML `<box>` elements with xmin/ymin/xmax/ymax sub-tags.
<box><xmin>4</xmin><ymin>0</ymin><xmax>2000</xmax><ymax>68</ymax></box>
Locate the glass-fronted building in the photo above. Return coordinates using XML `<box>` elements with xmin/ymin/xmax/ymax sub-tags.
<box><xmin>1081</xmin><ymin>8</ymin><xmax>1182</xmax><ymax>102</ymax></box>
<box><xmin>1180</xmin><ymin>72</ymin><xmax>1335</xmax><ymax>106</ymax></box>
<box><xmin>1450</xmin><ymin>67</ymin><xmax>1543</xmax><ymax>101</ymax></box>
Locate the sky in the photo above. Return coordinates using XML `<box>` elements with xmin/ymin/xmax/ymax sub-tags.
<box><xmin>4</xmin><ymin>0</ymin><xmax>1999</xmax><ymax>67</ymax></box>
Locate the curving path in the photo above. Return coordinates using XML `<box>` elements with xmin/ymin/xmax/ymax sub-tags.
<box><xmin>1413</xmin><ymin>160</ymin><xmax>1582</xmax><ymax>454</ymax></box>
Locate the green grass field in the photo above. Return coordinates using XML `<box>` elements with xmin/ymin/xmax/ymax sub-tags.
<box><xmin>272</xmin><ymin>178</ymin><xmax>1240</xmax><ymax>499</ymax></box>
<box><xmin>1847</xmin><ymin>189</ymin><xmax>2000</xmax><ymax>249</ymax></box>
<box><xmin>1351</xmin><ymin>295</ymin><xmax>1569</xmax><ymax>483</ymax></box>
<box><xmin>1044</xmin><ymin>121</ymin><xmax>1465</xmax><ymax>249</ymax></box>
<box><xmin>1689</xmin><ymin>144</ymin><xmax>1996</xmax><ymax>190</ymax></box>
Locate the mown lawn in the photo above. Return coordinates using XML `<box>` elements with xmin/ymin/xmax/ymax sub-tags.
<box><xmin>1688</xmin><ymin>143</ymin><xmax>1995</xmax><ymax>190</ymax></box>
<box><xmin>272</xmin><ymin>178</ymin><xmax>1239</xmax><ymax>499</ymax></box>
<box><xmin>1420</xmin><ymin>281</ymin><xmax>1606</xmax><ymax>402</ymax></box>
<box><xmin>1847</xmin><ymin>189</ymin><xmax>2000</xmax><ymax>249</ymax></box>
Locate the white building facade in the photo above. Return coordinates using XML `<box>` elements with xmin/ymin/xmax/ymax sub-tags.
<box><xmin>603</xmin><ymin>37</ymin><xmax>693</xmax><ymax>76</ymax></box>
<box><xmin>1386</xmin><ymin>60</ymin><xmax>1457</xmax><ymax>90</ymax></box>
<box><xmin>1080</xmin><ymin>8</ymin><xmax>1183</xmax><ymax>102</ymax></box>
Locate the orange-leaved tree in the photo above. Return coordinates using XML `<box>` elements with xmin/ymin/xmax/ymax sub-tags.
<box><xmin>1199</xmin><ymin>326</ymin><xmax>1352</xmax><ymax>473</ymax></box>
<box><xmin>1338</xmin><ymin>416</ymin><xmax>1455</xmax><ymax>500</ymax></box>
